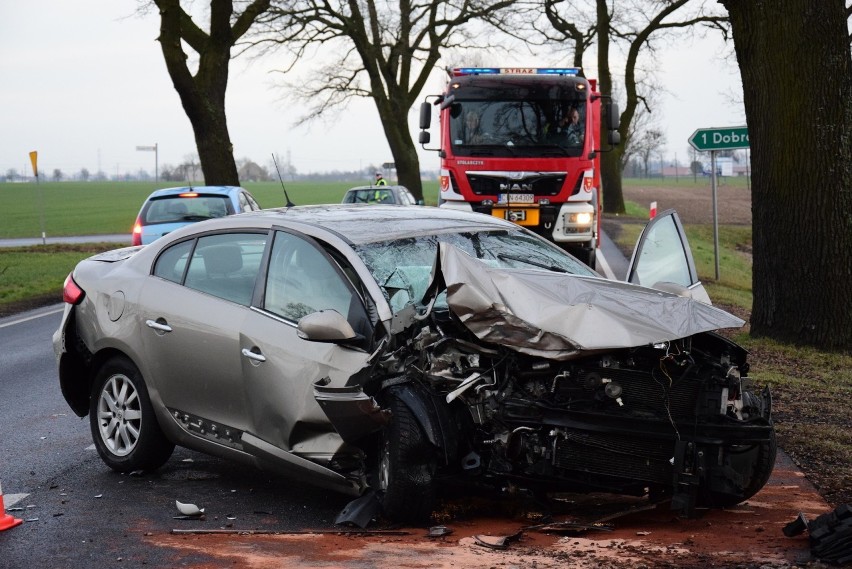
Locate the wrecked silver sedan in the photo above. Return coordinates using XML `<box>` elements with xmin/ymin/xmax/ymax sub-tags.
<box><xmin>54</xmin><ymin>205</ymin><xmax>774</xmax><ymax>523</ymax></box>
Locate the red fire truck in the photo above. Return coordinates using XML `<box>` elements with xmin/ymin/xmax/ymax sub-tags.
<box><xmin>418</xmin><ymin>67</ymin><xmax>620</xmax><ymax>267</ymax></box>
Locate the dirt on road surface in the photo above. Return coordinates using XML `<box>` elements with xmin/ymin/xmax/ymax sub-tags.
<box><xmin>154</xmin><ymin>452</ymin><xmax>829</xmax><ymax>568</ymax></box>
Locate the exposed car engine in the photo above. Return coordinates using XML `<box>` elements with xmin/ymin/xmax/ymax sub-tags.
<box><xmin>375</xmin><ymin>311</ymin><xmax>774</xmax><ymax>515</ymax></box>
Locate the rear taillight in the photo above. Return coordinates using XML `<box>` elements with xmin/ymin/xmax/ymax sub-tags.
<box><xmin>131</xmin><ymin>219</ymin><xmax>143</xmax><ymax>246</ymax></box>
<box><xmin>62</xmin><ymin>273</ymin><xmax>85</xmax><ymax>305</ymax></box>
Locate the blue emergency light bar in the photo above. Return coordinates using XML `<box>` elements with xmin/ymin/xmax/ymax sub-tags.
<box><xmin>451</xmin><ymin>67</ymin><xmax>580</xmax><ymax>77</ymax></box>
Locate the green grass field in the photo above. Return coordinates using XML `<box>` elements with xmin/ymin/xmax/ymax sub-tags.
<box><xmin>0</xmin><ymin>180</ymin><xmax>443</xmax><ymax>239</ymax></box>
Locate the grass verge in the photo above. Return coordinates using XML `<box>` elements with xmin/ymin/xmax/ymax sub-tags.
<box><xmin>0</xmin><ymin>243</ymin><xmax>118</xmax><ymax>317</ymax></box>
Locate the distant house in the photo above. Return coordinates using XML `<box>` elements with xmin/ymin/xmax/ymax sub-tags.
<box><xmin>661</xmin><ymin>166</ymin><xmax>692</xmax><ymax>178</ymax></box>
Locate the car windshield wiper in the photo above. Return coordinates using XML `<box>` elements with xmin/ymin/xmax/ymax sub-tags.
<box><xmin>180</xmin><ymin>214</ymin><xmax>214</xmax><ymax>221</ymax></box>
<box><xmin>496</xmin><ymin>253</ymin><xmax>568</xmax><ymax>273</ymax></box>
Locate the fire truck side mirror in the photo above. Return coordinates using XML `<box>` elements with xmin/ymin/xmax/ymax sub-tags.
<box><xmin>605</xmin><ymin>102</ymin><xmax>621</xmax><ymax>131</ymax></box>
<box><xmin>608</xmin><ymin>131</ymin><xmax>621</xmax><ymax>146</ymax></box>
<box><xmin>419</xmin><ymin>131</ymin><xmax>431</xmax><ymax>144</ymax></box>
<box><xmin>419</xmin><ymin>102</ymin><xmax>432</xmax><ymax>130</ymax></box>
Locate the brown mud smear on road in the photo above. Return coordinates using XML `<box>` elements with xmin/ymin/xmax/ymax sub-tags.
<box><xmin>151</xmin><ymin>452</ymin><xmax>829</xmax><ymax>568</ymax></box>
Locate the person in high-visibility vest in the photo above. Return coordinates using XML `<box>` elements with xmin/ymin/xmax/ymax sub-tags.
<box><xmin>374</xmin><ymin>172</ymin><xmax>387</xmax><ymax>186</ymax></box>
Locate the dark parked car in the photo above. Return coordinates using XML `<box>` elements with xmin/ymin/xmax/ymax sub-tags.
<box><xmin>341</xmin><ymin>185</ymin><xmax>417</xmax><ymax>205</ymax></box>
<box><xmin>54</xmin><ymin>206</ymin><xmax>774</xmax><ymax>523</ymax></box>
<box><xmin>132</xmin><ymin>185</ymin><xmax>261</xmax><ymax>245</ymax></box>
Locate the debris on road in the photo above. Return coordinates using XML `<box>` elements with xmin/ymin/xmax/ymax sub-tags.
<box><xmin>170</xmin><ymin>528</ymin><xmax>411</xmax><ymax>536</ymax></box>
<box><xmin>427</xmin><ymin>525</ymin><xmax>453</xmax><ymax>538</ymax></box>
<box><xmin>784</xmin><ymin>504</ymin><xmax>852</xmax><ymax>565</ymax></box>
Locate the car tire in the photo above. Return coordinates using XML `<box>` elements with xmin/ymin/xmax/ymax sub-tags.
<box><xmin>89</xmin><ymin>356</ymin><xmax>174</xmax><ymax>473</ymax></box>
<box><xmin>375</xmin><ymin>395</ymin><xmax>437</xmax><ymax>523</ymax></box>
<box><xmin>698</xmin><ymin>429</ymin><xmax>777</xmax><ymax>508</ymax></box>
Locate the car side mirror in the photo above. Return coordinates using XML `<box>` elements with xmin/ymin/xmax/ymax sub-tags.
<box><xmin>297</xmin><ymin>310</ymin><xmax>364</xmax><ymax>345</ymax></box>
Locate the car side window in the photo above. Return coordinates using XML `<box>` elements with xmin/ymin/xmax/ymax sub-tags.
<box><xmin>181</xmin><ymin>233</ymin><xmax>268</xmax><ymax>305</ymax></box>
<box><xmin>153</xmin><ymin>240</ymin><xmax>194</xmax><ymax>283</ymax></box>
<box><xmin>238</xmin><ymin>193</ymin><xmax>252</xmax><ymax>213</ymax></box>
<box><xmin>264</xmin><ymin>232</ymin><xmax>358</xmax><ymax>323</ymax></box>
<box><xmin>245</xmin><ymin>192</ymin><xmax>261</xmax><ymax>211</ymax></box>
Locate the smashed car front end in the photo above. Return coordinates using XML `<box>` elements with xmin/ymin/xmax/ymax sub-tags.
<box><xmin>347</xmin><ymin>242</ymin><xmax>774</xmax><ymax>514</ymax></box>
<box><xmin>404</xmin><ymin>320</ymin><xmax>773</xmax><ymax>513</ymax></box>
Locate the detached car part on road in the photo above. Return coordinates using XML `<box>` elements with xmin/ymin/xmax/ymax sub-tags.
<box><xmin>54</xmin><ymin>205</ymin><xmax>774</xmax><ymax>523</ymax></box>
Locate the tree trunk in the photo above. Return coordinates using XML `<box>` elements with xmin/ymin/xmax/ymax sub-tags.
<box><xmin>376</xmin><ymin>102</ymin><xmax>423</xmax><ymax>201</ymax></box>
<box><xmin>721</xmin><ymin>0</ymin><xmax>852</xmax><ymax>349</ymax></box>
<box><xmin>155</xmin><ymin>0</ymin><xmax>250</xmax><ymax>187</ymax></box>
<box><xmin>596</xmin><ymin>0</ymin><xmax>626</xmax><ymax>214</ymax></box>
<box><xmin>600</xmin><ymin>146</ymin><xmax>625</xmax><ymax>213</ymax></box>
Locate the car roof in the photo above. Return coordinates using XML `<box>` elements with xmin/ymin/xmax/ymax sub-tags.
<box><xmin>146</xmin><ymin>186</ymin><xmax>245</xmax><ymax>199</ymax></box>
<box><xmin>344</xmin><ymin>185</ymin><xmax>408</xmax><ymax>193</ymax></box>
<box><xmin>163</xmin><ymin>204</ymin><xmax>519</xmax><ymax>245</ymax></box>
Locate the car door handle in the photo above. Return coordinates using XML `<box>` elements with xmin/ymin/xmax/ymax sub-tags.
<box><xmin>241</xmin><ymin>348</ymin><xmax>266</xmax><ymax>363</ymax></box>
<box><xmin>145</xmin><ymin>319</ymin><xmax>173</xmax><ymax>333</ymax></box>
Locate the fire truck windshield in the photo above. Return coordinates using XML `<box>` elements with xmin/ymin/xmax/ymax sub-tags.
<box><xmin>449</xmin><ymin>100</ymin><xmax>587</xmax><ymax>158</ymax></box>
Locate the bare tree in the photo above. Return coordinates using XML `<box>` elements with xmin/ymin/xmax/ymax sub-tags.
<box><xmin>720</xmin><ymin>0</ymin><xmax>852</xmax><ymax>350</ymax></box>
<box><xmin>251</xmin><ymin>0</ymin><xmax>517</xmax><ymax>202</ymax></box>
<box><xmin>150</xmin><ymin>0</ymin><xmax>271</xmax><ymax>186</ymax></box>
<box><xmin>542</xmin><ymin>0</ymin><xmax>727</xmax><ymax>213</ymax></box>
<box><xmin>630</xmin><ymin>128</ymin><xmax>666</xmax><ymax>177</ymax></box>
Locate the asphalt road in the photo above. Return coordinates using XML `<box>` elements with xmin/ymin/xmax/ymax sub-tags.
<box><xmin>0</xmin><ymin>307</ymin><xmax>346</xmax><ymax>567</ymax></box>
<box><xmin>0</xmin><ymin>235</ymin><xmax>131</xmax><ymax>248</ymax></box>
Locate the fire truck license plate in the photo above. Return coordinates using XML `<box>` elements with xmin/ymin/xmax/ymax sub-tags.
<box><xmin>497</xmin><ymin>193</ymin><xmax>535</xmax><ymax>204</ymax></box>
<box><xmin>492</xmin><ymin>208</ymin><xmax>539</xmax><ymax>226</ymax></box>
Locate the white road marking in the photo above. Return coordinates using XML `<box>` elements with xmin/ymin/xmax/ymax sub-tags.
<box><xmin>0</xmin><ymin>307</ymin><xmax>64</xmax><ymax>329</ymax></box>
<box><xmin>85</xmin><ymin>444</ymin><xmax>96</xmax><ymax>451</ymax></box>
<box><xmin>4</xmin><ymin>493</ymin><xmax>29</xmax><ymax>508</ymax></box>
<box><xmin>597</xmin><ymin>250</ymin><xmax>617</xmax><ymax>280</ymax></box>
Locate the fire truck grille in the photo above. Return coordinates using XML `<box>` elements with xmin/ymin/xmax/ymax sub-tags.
<box><xmin>467</xmin><ymin>173</ymin><xmax>567</xmax><ymax>196</ymax></box>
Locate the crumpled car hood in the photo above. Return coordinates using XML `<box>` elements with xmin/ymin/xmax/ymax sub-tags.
<box><xmin>432</xmin><ymin>243</ymin><xmax>744</xmax><ymax>360</ymax></box>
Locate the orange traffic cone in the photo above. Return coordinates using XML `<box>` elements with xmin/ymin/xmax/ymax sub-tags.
<box><xmin>0</xmin><ymin>480</ymin><xmax>23</xmax><ymax>531</ymax></box>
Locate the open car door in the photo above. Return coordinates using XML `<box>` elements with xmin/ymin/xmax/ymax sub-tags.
<box><xmin>625</xmin><ymin>209</ymin><xmax>712</xmax><ymax>304</ymax></box>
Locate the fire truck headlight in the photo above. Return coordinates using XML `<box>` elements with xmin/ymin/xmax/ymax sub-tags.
<box><xmin>539</xmin><ymin>198</ymin><xmax>550</xmax><ymax>205</ymax></box>
<box><xmin>575</xmin><ymin>212</ymin><xmax>592</xmax><ymax>225</ymax></box>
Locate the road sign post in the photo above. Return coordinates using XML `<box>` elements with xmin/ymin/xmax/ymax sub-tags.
<box><xmin>29</xmin><ymin>151</ymin><xmax>46</xmax><ymax>245</ymax></box>
<box><xmin>688</xmin><ymin>127</ymin><xmax>750</xmax><ymax>282</ymax></box>
<box><xmin>136</xmin><ymin>143</ymin><xmax>159</xmax><ymax>182</ymax></box>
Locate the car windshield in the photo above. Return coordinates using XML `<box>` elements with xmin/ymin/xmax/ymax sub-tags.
<box><xmin>343</xmin><ymin>189</ymin><xmax>395</xmax><ymax>204</ymax></box>
<box><xmin>352</xmin><ymin>229</ymin><xmax>596</xmax><ymax>312</ymax></box>
<box><xmin>143</xmin><ymin>195</ymin><xmax>232</xmax><ymax>224</ymax></box>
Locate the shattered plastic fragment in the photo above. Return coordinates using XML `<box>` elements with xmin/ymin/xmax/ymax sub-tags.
<box><xmin>428</xmin><ymin>525</ymin><xmax>453</xmax><ymax>538</ymax></box>
<box><xmin>175</xmin><ymin>500</ymin><xmax>205</xmax><ymax>516</ymax></box>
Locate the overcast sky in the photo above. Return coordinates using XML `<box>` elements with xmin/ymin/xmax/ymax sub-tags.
<box><xmin>1</xmin><ymin>1</ymin><xmax>745</xmax><ymax>179</ymax></box>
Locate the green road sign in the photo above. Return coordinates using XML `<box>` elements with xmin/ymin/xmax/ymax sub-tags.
<box><xmin>688</xmin><ymin>127</ymin><xmax>750</xmax><ymax>151</ymax></box>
